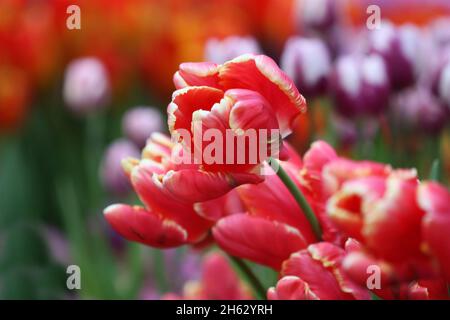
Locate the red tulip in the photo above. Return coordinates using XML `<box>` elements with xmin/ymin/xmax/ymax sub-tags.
<box><xmin>172</xmin><ymin>54</ymin><xmax>306</xmax><ymax>137</ymax></box>
<box><xmin>269</xmin><ymin>242</ymin><xmax>370</xmax><ymax>300</ymax></box>
<box><xmin>213</xmin><ymin>141</ymin><xmax>344</xmax><ymax>269</ymax></box>
<box><xmin>105</xmin><ymin>133</ymin><xmax>225</xmax><ymax>248</ymax></box>
<box><xmin>168</xmin><ymin>54</ymin><xmax>306</xmax><ymax>201</ymax></box>
<box><xmin>213</xmin><ymin>145</ymin><xmax>319</xmax><ymax>270</ymax></box>
<box><xmin>328</xmin><ymin>169</ymin><xmax>425</xmax><ymax>262</ymax></box>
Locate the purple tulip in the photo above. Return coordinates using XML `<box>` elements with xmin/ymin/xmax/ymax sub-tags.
<box><xmin>368</xmin><ymin>22</ymin><xmax>420</xmax><ymax>90</ymax></box>
<box><xmin>330</xmin><ymin>54</ymin><xmax>390</xmax><ymax>117</ymax></box>
<box><xmin>122</xmin><ymin>107</ymin><xmax>164</xmax><ymax>148</ymax></box>
<box><xmin>63</xmin><ymin>57</ymin><xmax>110</xmax><ymax>114</ymax></box>
<box><xmin>281</xmin><ymin>37</ymin><xmax>331</xmax><ymax>98</ymax></box>
<box><xmin>393</xmin><ymin>86</ymin><xmax>449</xmax><ymax>135</ymax></box>
<box><xmin>204</xmin><ymin>36</ymin><xmax>261</xmax><ymax>64</ymax></box>
<box><xmin>100</xmin><ymin>139</ymin><xmax>140</xmax><ymax>196</ymax></box>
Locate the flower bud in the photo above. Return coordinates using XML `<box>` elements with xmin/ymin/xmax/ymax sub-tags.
<box><xmin>330</xmin><ymin>54</ymin><xmax>390</xmax><ymax>117</ymax></box>
<box><xmin>122</xmin><ymin>107</ymin><xmax>164</xmax><ymax>148</ymax></box>
<box><xmin>63</xmin><ymin>57</ymin><xmax>110</xmax><ymax>114</ymax></box>
<box><xmin>281</xmin><ymin>37</ymin><xmax>331</xmax><ymax>98</ymax></box>
<box><xmin>204</xmin><ymin>36</ymin><xmax>261</xmax><ymax>64</ymax></box>
<box><xmin>100</xmin><ymin>139</ymin><xmax>140</xmax><ymax>196</ymax></box>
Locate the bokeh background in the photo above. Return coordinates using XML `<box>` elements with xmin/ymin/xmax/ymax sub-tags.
<box><xmin>0</xmin><ymin>0</ymin><xmax>449</xmax><ymax>299</ymax></box>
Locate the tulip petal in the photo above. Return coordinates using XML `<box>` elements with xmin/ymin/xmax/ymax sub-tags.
<box><xmin>268</xmin><ymin>276</ymin><xmax>319</xmax><ymax>300</ymax></box>
<box><xmin>322</xmin><ymin>159</ymin><xmax>391</xmax><ymax>197</ymax></box>
<box><xmin>104</xmin><ymin>204</ymin><xmax>187</xmax><ymax>248</ymax></box>
<box><xmin>282</xmin><ymin>250</ymin><xmax>348</xmax><ymax>299</ymax></box>
<box><xmin>213</xmin><ymin>214</ymin><xmax>309</xmax><ymax>270</ymax></box>
<box><xmin>300</xmin><ymin>140</ymin><xmax>337</xmax><ymax>195</ymax></box>
<box><xmin>173</xmin><ymin>62</ymin><xmax>221</xmax><ymax>89</ymax></box>
<box><xmin>130</xmin><ymin>161</ymin><xmax>212</xmax><ymax>242</ymax></box>
<box><xmin>342</xmin><ymin>251</ymin><xmax>395</xmax><ymax>287</ymax></box>
<box><xmin>227</xmin><ymin>89</ymin><xmax>285</xmax><ymax>161</ymax></box>
<box><xmin>194</xmin><ymin>189</ymin><xmax>244</xmax><ymax>221</ymax></box>
<box><xmin>162</xmin><ymin>168</ymin><xmax>263</xmax><ymax>203</ymax></box>
<box><xmin>168</xmin><ymin>86</ymin><xmax>224</xmax><ymax>134</ymax></box>
<box><xmin>419</xmin><ymin>182</ymin><xmax>450</xmax><ymax>281</ymax></box>
<box><xmin>283</xmin><ymin>243</ymin><xmax>370</xmax><ymax>300</ymax></box>
<box><xmin>327</xmin><ymin>177</ymin><xmax>386</xmax><ymax>241</ymax></box>
<box><xmin>237</xmin><ymin>167</ymin><xmax>317</xmax><ymax>243</ymax></box>
<box><xmin>363</xmin><ymin>171</ymin><xmax>423</xmax><ymax>262</ymax></box>
<box><xmin>219</xmin><ymin>54</ymin><xmax>306</xmax><ymax>137</ymax></box>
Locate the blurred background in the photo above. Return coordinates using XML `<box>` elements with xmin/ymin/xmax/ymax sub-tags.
<box><xmin>0</xmin><ymin>0</ymin><xmax>449</xmax><ymax>299</ymax></box>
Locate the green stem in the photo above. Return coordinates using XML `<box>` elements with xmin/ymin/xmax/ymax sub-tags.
<box><xmin>429</xmin><ymin>159</ymin><xmax>441</xmax><ymax>182</ymax></box>
<box><xmin>269</xmin><ymin>157</ymin><xmax>322</xmax><ymax>240</ymax></box>
<box><xmin>229</xmin><ymin>256</ymin><xmax>266</xmax><ymax>300</ymax></box>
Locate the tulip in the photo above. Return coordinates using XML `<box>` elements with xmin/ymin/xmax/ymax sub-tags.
<box><xmin>392</xmin><ymin>86</ymin><xmax>449</xmax><ymax>135</ymax></box>
<box><xmin>122</xmin><ymin>107</ymin><xmax>165</xmax><ymax>148</ymax></box>
<box><xmin>327</xmin><ymin>169</ymin><xmax>424</xmax><ymax>262</ymax></box>
<box><xmin>100</xmin><ymin>139</ymin><xmax>140</xmax><ymax>196</ymax></box>
<box><xmin>104</xmin><ymin>132</ymin><xmax>257</xmax><ymax>249</ymax></box>
<box><xmin>168</xmin><ymin>54</ymin><xmax>306</xmax><ymax>137</ymax></box>
<box><xmin>329</xmin><ymin>54</ymin><xmax>390</xmax><ymax>117</ymax></box>
<box><xmin>368</xmin><ymin>22</ymin><xmax>420</xmax><ymax>90</ymax></box>
<box><xmin>213</xmin><ymin>142</ymin><xmax>343</xmax><ymax>270</ymax></box>
<box><xmin>169</xmin><ymin>54</ymin><xmax>306</xmax><ymax>201</ymax></box>
<box><xmin>281</xmin><ymin>37</ymin><xmax>331</xmax><ymax>98</ymax></box>
<box><xmin>104</xmin><ymin>134</ymin><xmax>215</xmax><ymax>248</ymax></box>
<box><xmin>204</xmin><ymin>36</ymin><xmax>261</xmax><ymax>64</ymax></box>
<box><xmin>63</xmin><ymin>57</ymin><xmax>110</xmax><ymax>114</ymax></box>
<box><xmin>268</xmin><ymin>242</ymin><xmax>370</xmax><ymax>300</ymax></box>
<box><xmin>326</xmin><ymin>172</ymin><xmax>450</xmax><ymax>286</ymax></box>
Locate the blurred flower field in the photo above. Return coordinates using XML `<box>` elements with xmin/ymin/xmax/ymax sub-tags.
<box><xmin>0</xmin><ymin>0</ymin><xmax>449</xmax><ymax>300</ymax></box>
